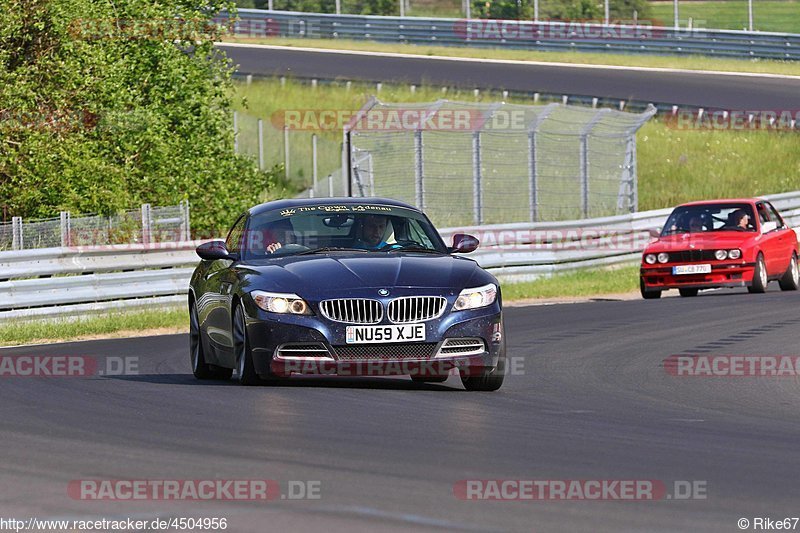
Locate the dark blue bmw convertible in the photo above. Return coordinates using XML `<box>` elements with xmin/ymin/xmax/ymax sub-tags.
<box><xmin>189</xmin><ymin>197</ymin><xmax>505</xmax><ymax>391</ymax></box>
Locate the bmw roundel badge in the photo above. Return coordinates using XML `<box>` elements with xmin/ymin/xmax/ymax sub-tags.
<box><xmin>378</xmin><ymin>289</ymin><xmax>390</xmax><ymax>296</ymax></box>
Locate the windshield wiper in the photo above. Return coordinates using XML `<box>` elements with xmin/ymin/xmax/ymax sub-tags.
<box><xmin>296</xmin><ymin>247</ymin><xmax>369</xmax><ymax>255</ymax></box>
<box><xmin>387</xmin><ymin>245</ymin><xmax>444</xmax><ymax>254</ymax></box>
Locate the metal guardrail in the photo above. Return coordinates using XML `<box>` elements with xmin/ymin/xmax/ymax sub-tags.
<box><xmin>3</xmin><ymin>191</ymin><xmax>800</xmax><ymax>319</ymax></box>
<box><xmin>225</xmin><ymin>9</ymin><xmax>800</xmax><ymax>60</ymax></box>
<box><xmin>0</xmin><ymin>243</ymin><xmax>203</xmax><ymax>320</ymax></box>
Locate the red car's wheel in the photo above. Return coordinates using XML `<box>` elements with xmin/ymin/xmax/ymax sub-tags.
<box><xmin>748</xmin><ymin>254</ymin><xmax>768</xmax><ymax>294</ymax></box>
<box><xmin>779</xmin><ymin>253</ymin><xmax>800</xmax><ymax>291</ymax></box>
<box><xmin>640</xmin><ymin>278</ymin><xmax>661</xmax><ymax>299</ymax></box>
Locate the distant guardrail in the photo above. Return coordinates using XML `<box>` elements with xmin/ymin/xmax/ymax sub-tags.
<box><xmin>3</xmin><ymin>191</ymin><xmax>800</xmax><ymax>319</ymax></box>
<box><xmin>221</xmin><ymin>10</ymin><xmax>800</xmax><ymax>61</ymax></box>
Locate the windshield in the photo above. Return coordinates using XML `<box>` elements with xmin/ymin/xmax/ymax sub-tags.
<box><xmin>240</xmin><ymin>204</ymin><xmax>448</xmax><ymax>259</ymax></box>
<box><xmin>661</xmin><ymin>203</ymin><xmax>756</xmax><ymax>236</ymax></box>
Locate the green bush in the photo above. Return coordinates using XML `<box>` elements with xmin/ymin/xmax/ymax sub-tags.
<box><xmin>0</xmin><ymin>0</ymin><xmax>287</xmax><ymax>234</ymax></box>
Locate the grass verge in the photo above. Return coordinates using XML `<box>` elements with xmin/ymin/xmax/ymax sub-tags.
<box><xmin>501</xmin><ymin>266</ymin><xmax>639</xmax><ymax>300</ymax></box>
<box><xmin>0</xmin><ymin>308</ymin><xmax>188</xmax><ymax>347</ymax></box>
<box><xmin>222</xmin><ymin>37</ymin><xmax>800</xmax><ymax>77</ymax></box>
<box><xmin>650</xmin><ymin>0</ymin><xmax>800</xmax><ymax>34</ymax></box>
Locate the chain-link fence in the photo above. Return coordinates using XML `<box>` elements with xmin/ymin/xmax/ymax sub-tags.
<box><xmin>234</xmin><ymin>111</ymin><xmax>343</xmax><ymax>192</ymax></box>
<box><xmin>344</xmin><ymin>100</ymin><xmax>655</xmax><ymax>227</ymax></box>
<box><xmin>0</xmin><ymin>202</ymin><xmax>190</xmax><ymax>251</ymax></box>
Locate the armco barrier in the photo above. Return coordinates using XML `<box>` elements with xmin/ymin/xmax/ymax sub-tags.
<box><xmin>2</xmin><ymin>192</ymin><xmax>799</xmax><ymax>319</ymax></box>
<box><xmin>223</xmin><ymin>10</ymin><xmax>800</xmax><ymax>61</ymax></box>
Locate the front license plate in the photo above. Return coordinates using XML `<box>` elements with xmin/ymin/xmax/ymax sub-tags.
<box><xmin>672</xmin><ymin>264</ymin><xmax>712</xmax><ymax>275</ymax></box>
<box><xmin>346</xmin><ymin>324</ymin><xmax>426</xmax><ymax>344</ymax></box>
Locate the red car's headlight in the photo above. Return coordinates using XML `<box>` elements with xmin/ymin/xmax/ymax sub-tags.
<box><xmin>644</xmin><ymin>254</ymin><xmax>657</xmax><ymax>265</ymax></box>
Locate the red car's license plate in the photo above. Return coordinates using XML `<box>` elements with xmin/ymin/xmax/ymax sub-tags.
<box><xmin>672</xmin><ymin>264</ymin><xmax>712</xmax><ymax>275</ymax></box>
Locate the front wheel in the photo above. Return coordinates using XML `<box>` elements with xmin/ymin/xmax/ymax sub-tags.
<box><xmin>640</xmin><ymin>278</ymin><xmax>661</xmax><ymax>299</ymax></box>
<box><xmin>778</xmin><ymin>253</ymin><xmax>799</xmax><ymax>291</ymax></box>
<box><xmin>233</xmin><ymin>305</ymin><xmax>261</xmax><ymax>386</ymax></box>
<box><xmin>461</xmin><ymin>351</ymin><xmax>505</xmax><ymax>392</ymax></box>
<box><xmin>190</xmin><ymin>304</ymin><xmax>232</xmax><ymax>380</ymax></box>
<box><xmin>748</xmin><ymin>254</ymin><xmax>768</xmax><ymax>294</ymax></box>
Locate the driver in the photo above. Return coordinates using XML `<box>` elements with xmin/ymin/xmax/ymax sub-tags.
<box><xmin>353</xmin><ymin>215</ymin><xmax>391</xmax><ymax>250</ymax></box>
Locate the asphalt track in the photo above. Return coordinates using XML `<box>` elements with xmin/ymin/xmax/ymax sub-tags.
<box><xmin>218</xmin><ymin>43</ymin><xmax>800</xmax><ymax>109</ymax></box>
<box><xmin>3</xmin><ymin>286</ymin><xmax>800</xmax><ymax>532</ymax></box>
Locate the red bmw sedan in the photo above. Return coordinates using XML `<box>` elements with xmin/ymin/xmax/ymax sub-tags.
<box><xmin>640</xmin><ymin>199</ymin><xmax>799</xmax><ymax>298</ymax></box>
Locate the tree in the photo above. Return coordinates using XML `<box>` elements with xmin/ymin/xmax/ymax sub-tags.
<box><xmin>0</xmin><ymin>0</ymin><xmax>285</xmax><ymax>233</ymax></box>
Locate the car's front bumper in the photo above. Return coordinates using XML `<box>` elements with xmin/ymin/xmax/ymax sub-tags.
<box><xmin>640</xmin><ymin>262</ymin><xmax>756</xmax><ymax>291</ymax></box>
<box><xmin>243</xmin><ymin>302</ymin><xmax>504</xmax><ymax>378</ymax></box>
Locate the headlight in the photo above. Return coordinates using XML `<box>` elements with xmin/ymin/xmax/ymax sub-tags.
<box><xmin>657</xmin><ymin>252</ymin><xmax>669</xmax><ymax>264</ymax></box>
<box><xmin>645</xmin><ymin>254</ymin><xmax>657</xmax><ymax>265</ymax></box>
<box><xmin>728</xmin><ymin>249</ymin><xmax>742</xmax><ymax>260</ymax></box>
<box><xmin>454</xmin><ymin>283</ymin><xmax>497</xmax><ymax>311</ymax></box>
<box><xmin>714</xmin><ymin>249</ymin><xmax>728</xmax><ymax>260</ymax></box>
<box><xmin>251</xmin><ymin>290</ymin><xmax>312</xmax><ymax>315</ymax></box>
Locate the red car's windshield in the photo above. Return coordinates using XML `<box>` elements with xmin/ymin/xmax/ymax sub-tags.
<box><xmin>661</xmin><ymin>203</ymin><xmax>756</xmax><ymax>236</ymax></box>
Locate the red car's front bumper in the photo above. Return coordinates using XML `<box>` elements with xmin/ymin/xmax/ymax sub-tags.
<box><xmin>640</xmin><ymin>262</ymin><xmax>756</xmax><ymax>290</ymax></box>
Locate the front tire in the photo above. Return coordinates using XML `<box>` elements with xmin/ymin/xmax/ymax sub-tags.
<box><xmin>748</xmin><ymin>254</ymin><xmax>768</xmax><ymax>293</ymax></box>
<box><xmin>640</xmin><ymin>278</ymin><xmax>661</xmax><ymax>299</ymax></box>
<box><xmin>461</xmin><ymin>350</ymin><xmax>505</xmax><ymax>392</ymax></box>
<box><xmin>233</xmin><ymin>305</ymin><xmax>261</xmax><ymax>386</ymax></box>
<box><xmin>190</xmin><ymin>304</ymin><xmax>232</xmax><ymax>380</ymax></box>
<box><xmin>778</xmin><ymin>253</ymin><xmax>799</xmax><ymax>291</ymax></box>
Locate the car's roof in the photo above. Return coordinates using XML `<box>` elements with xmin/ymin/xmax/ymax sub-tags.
<box><xmin>677</xmin><ymin>198</ymin><xmax>760</xmax><ymax>208</ymax></box>
<box><xmin>248</xmin><ymin>197</ymin><xmax>419</xmax><ymax>216</ymax></box>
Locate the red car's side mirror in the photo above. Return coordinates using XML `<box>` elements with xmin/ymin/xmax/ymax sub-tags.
<box><xmin>450</xmin><ymin>233</ymin><xmax>479</xmax><ymax>254</ymax></box>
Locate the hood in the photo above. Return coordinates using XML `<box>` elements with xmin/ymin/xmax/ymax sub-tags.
<box><xmin>645</xmin><ymin>231</ymin><xmax>758</xmax><ymax>253</ymax></box>
<box><xmin>237</xmin><ymin>253</ymin><xmax>491</xmax><ymax>297</ymax></box>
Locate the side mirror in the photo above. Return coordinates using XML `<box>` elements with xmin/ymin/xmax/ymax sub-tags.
<box><xmin>648</xmin><ymin>228</ymin><xmax>662</xmax><ymax>239</ymax></box>
<box><xmin>449</xmin><ymin>233</ymin><xmax>479</xmax><ymax>254</ymax></box>
<box><xmin>196</xmin><ymin>240</ymin><xmax>235</xmax><ymax>261</ymax></box>
<box><xmin>761</xmin><ymin>221</ymin><xmax>778</xmax><ymax>233</ymax></box>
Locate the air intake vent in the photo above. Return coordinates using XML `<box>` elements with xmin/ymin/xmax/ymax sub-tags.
<box><xmin>436</xmin><ymin>338</ymin><xmax>486</xmax><ymax>357</ymax></box>
<box><xmin>333</xmin><ymin>342</ymin><xmax>438</xmax><ymax>361</ymax></box>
